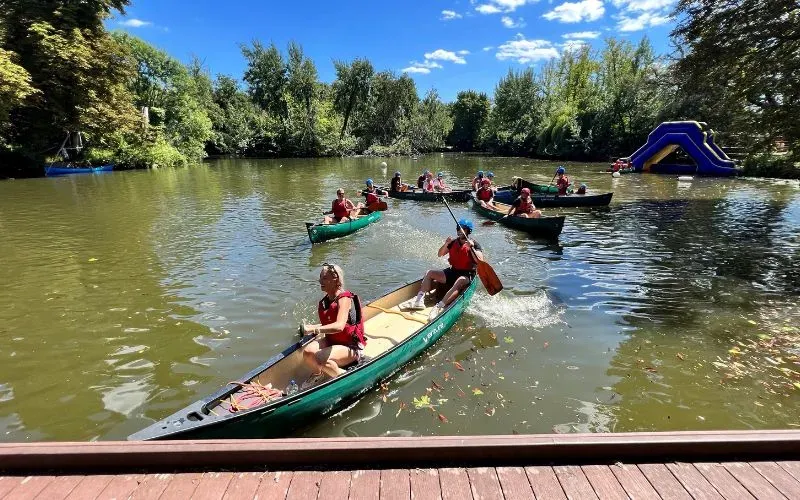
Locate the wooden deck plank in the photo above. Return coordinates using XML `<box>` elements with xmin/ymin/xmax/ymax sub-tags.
<box><xmin>580</xmin><ymin>465</ymin><xmax>627</xmax><ymax>500</ymax></box>
<box><xmin>608</xmin><ymin>464</ymin><xmax>660</xmax><ymax>500</ymax></box>
<box><xmin>128</xmin><ymin>474</ymin><xmax>172</xmax><ymax>500</ymax></box>
<box><xmin>409</xmin><ymin>469</ymin><xmax>441</xmax><ymax>500</ymax></box>
<box><xmin>286</xmin><ymin>470</ymin><xmax>322</xmax><ymax>500</ymax></box>
<box><xmin>220</xmin><ymin>472</ymin><xmax>263</xmax><ymax>500</ymax></box>
<box><xmin>751</xmin><ymin>462</ymin><xmax>800</xmax><ymax>498</ymax></box>
<box><xmin>778</xmin><ymin>461</ymin><xmax>800</xmax><ymax>482</ymax></box>
<box><xmin>438</xmin><ymin>468</ymin><xmax>472</xmax><ymax>500</ymax></box>
<box><xmin>190</xmin><ymin>472</ymin><xmax>234</xmax><ymax>500</ymax></box>
<box><xmin>495</xmin><ymin>467</ymin><xmax>534</xmax><ymax>500</ymax></box>
<box><xmin>723</xmin><ymin>463</ymin><xmax>788</xmax><ymax>500</ymax></box>
<box><xmin>466</xmin><ymin>467</ymin><xmax>503</xmax><ymax>500</ymax></box>
<box><xmin>553</xmin><ymin>465</ymin><xmax>598</xmax><ymax>500</ymax></box>
<box><xmin>4</xmin><ymin>476</ymin><xmax>54</xmax><ymax>500</ymax></box>
<box><xmin>638</xmin><ymin>463</ymin><xmax>692</xmax><ymax>499</ymax></box>
<box><xmin>0</xmin><ymin>477</ymin><xmax>26</xmax><ymax>499</ymax></box>
<box><xmin>666</xmin><ymin>463</ymin><xmax>724</xmax><ymax>499</ymax></box>
<box><xmin>693</xmin><ymin>463</ymin><xmax>756</xmax><ymax>500</ymax></box>
<box><xmin>255</xmin><ymin>471</ymin><xmax>294</xmax><ymax>500</ymax></box>
<box><xmin>95</xmin><ymin>474</ymin><xmax>145</xmax><ymax>500</ymax></box>
<box><xmin>380</xmin><ymin>469</ymin><xmax>410</xmax><ymax>500</ymax></box>
<box><xmin>157</xmin><ymin>472</ymin><xmax>203</xmax><ymax>500</ymax></box>
<box><xmin>318</xmin><ymin>470</ymin><xmax>350</xmax><ymax>500</ymax></box>
<box><xmin>30</xmin><ymin>475</ymin><xmax>83</xmax><ymax>500</ymax></box>
<box><xmin>350</xmin><ymin>470</ymin><xmax>380</xmax><ymax>500</ymax></box>
<box><xmin>63</xmin><ymin>475</ymin><xmax>115</xmax><ymax>500</ymax></box>
<box><xmin>524</xmin><ymin>466</ymin><xmax>566</xmax><ymax>500</ymax></box>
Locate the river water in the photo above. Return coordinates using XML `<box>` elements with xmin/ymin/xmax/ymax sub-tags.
<box><xmin>0</xmin><ymin>156</ymin><xmax>798</xmax><ymax>442</ymax></box>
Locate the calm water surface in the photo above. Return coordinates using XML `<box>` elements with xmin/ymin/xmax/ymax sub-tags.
<box><xmin>0</xmin><ymin>156</ymin><xmax>798</xmax><ymax>442</ymax></box>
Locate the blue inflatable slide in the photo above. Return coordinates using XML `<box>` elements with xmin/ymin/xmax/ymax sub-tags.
<box><xmin>628</xmin><ymin>121</ymin><xmax>740</xmax><ymax>177</ymax></box>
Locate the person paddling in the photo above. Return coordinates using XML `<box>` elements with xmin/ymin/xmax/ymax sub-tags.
<box><xmin>555</xmin><ymin>166</ymin><xmax>571</xmax><ymax>195</ymax></box>
<box><xmin>362</xmin><ymin>179</ymin><xmax>386</xmax><ymax>206</ymax></box>
<box><xmin>471</xmin><ymin>171</ymin><xmax>485</xmax><ymax>191</ymax></box>
<box><xmin>475</xmin><ymin>178</ymin><xmax>495</xmax><ymax>208</ymax></box>
<box><xmin>302</xmin><ymin>263</ymin><xmax>366</xmax><ymax>380</ymax></box>
<box><xmin>407</xmin><ymin>219</ymin><xmax>483</xmax><ymax>320</ymax></box>
<box><xmin>323</xmin><ymin>188</ymin><xmax>358</xmax><ymax>224</ymax></box>
<box><xmin>506</xmin><ymin>187</ymin><xmax>542</xmax><ymax>218</ymax></box>
<box><xmin>390</xmin><ymin>171</ymin><xmax>408</xmax><ymax>192</ymax></box>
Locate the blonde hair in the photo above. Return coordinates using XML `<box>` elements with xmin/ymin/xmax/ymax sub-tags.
<box><xmin>322</xmin><ymin>263</ymin><xmax>345</xmax><ymax>288</ymax></box>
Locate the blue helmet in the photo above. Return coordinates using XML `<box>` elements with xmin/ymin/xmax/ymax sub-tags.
<box><xmin>424</xmin><ymin>169</ymin><xmax>430</xmax><ymax>174</ymax></box>
<box><xmin>437</xmin><ymin>171</ymin><xmax>444</xmax><ymax>177</ymax></box>
<box><xmin>457</xmin><ymin>218</ymin><xmax>474</xmax><ymax>233</ymax></box>
<box><xmin>394</xmin><ymin>171</ymin><xmax>401</xmax><ymax>177</ymax></box>
<box><xmin>477</xmin><ymin>170</ymin><xmax>484</xmax><ymax>177</ymax></box>
<box><xmin>487</xmin><ymin>171</ymin><xmax>495</xmax><ymax>178</ymax></box>
<box><xmin>366</xmin><ymin>178</ymin><xmax>374</xmax><ymax>186</ymax></box>
<box><xmin>557</xmin><ymin>166</ymin><xmax>565</xmax><ymax>174</ymax></box>
<box><xmin>580</xmin><ymin>183</ymin><xmax>587</xmax><ymax>188</ymax></box>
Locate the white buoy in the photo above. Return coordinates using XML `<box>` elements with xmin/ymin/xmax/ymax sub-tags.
<box><xmin>612</xmin><ymin>171</ymin><xmax>621</xmax><ymax>178</ymax></box>
<box><xmin>677</xmin><ymin>175</ymin><xmax>693</xmax><ymax>181</ymax></box>
<box><xmin>380</xmin><ymin>161</ymin><xmax>387</xmax><ymax>168</ymax></box>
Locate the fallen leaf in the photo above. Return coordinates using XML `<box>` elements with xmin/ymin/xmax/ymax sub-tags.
<box><xmin>438</xmin><ymin>413</ymin><xmax>449</xmax><ymax>423</ymax></box>
<box><xmin>443</xmin><ymin>372</ymin><xmax>451</xmax><ymax>381</ymax></box>
<box><xmin>490</xmin><ymin>332</ymin><xmax>497</xmax><ymax>340</ymax></box>
<box><xmin>88</xmin><ymin>258</ymin><xmax>98</xmax><ymax>262</ymax></box>
<box><xmin>676</xmin><ymin>353</ymin><xmax>685</xmax><ymax>361</ymax></box>
<box><xmin>485</xmin><ymin>407</ymin><xmax>495</xmax><ymax>416</ymax></box>
<box><xmin>457</xmin><ymin>389</ymin><xmax>466</xmax><ymax>398</ymax></box>
<box><xmin>504</xmin><ymin>336</ymin><xmax>514</xmax><ymax>344</ymax></box>
<box><xmin>543</xmin><ymin>341</ymin><xmax>550</xmax><ymax>349</ymax></box>
<box><xmin>793</xmin><ymin>382</ymin><xmax>800</xmax><ymax>390</ymax></box>
<box><xmin>747</xmin><ymin>319</ymin><xmax>757</xmax><ymax>325</ymax></box>
<box><xmin>645</xmin><ymin>366</ymin><xmax>658</xmax><ymax>373</ymax></box>
<box><xmin>413</xmin><ymin>395</ymin><xmax>432</xmax><ymax>409</ymax></box>
<box><xmin>454</xmin><ymin>362</ymin><xmax>465</xmax><ymax>372</ymax></box>
<box><xmin>472</xmin><ymin>388</ymin><xmax>484</xmax><ymax>396</ymax></box>
<box><xmin>431</xmin><ymin>380</ymin><xmax>444</xmax><ymax>391</ymax></box>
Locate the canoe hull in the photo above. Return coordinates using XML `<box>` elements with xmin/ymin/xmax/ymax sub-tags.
<box><xmin>471</xmin><ymin>199</ymin><xmax>565</xmax><ymax>238</ymax></box>
<box><xmin>383</xmin><ymin>187</ymin><xmax>471</xmax><ymax>202</ymax></box>
<box><xmin>128</xmin><ymin>279</ymin><xmax>478</xmax><ymax>440</ymax></box>
<box><xmin>306</xmin><ymin>210</ymin><xmax>382</xmax><ymax>243</ymax></box>
<box><xmin>45</xmin><ymin>165</ymin><xmax>114</xmax><ymax>177</ymax></box>
<box><xmin>494</xmin><ymin>184</ymin><xmax>613</xmax><ymax>207</ymax></box>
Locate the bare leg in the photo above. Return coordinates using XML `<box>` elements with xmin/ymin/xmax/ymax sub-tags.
<box><xmin>303</xmin><ymin>338</ymin><xmax>329</xmax><ymax>374</ymax></box>
<box><xmin>441</xmin><ymin>276</ymin><xmax>470</xmax><ymax>307</ymax></box>
<box><xmin>532</xmin><ymin>210</ymin><xmax>542</xmax><ymax>218</ymax></box>
<box><xmin>315</xmin><ymin>344</ymin><xmax>359</xmax><ymax>378</ymax></box>
<box><xmin>323</xmin><ymin>216</ymin><xmax>333</xmax><ymax>224</ymax></box>
<box><xmin>517</xmin><ymin>213</ymin><xmax>530</xmax><ymax>218</ymax></box>
<box><xmin>419</xmin><ymin>269</ymin><xmax>447</xmax><ymax>295</ymax></box>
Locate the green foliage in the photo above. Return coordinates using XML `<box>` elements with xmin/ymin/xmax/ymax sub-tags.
<box><xmin>448</xmin><ymin>90</ymin><xmax>490</xmax><ymax>151</ymax></box>
<box><xmin>242</xmin><ymin>41</ymin><xmax>288</xmax><ymax>119</ymax></box>
<box><xmin>0</xmin><ymin>47</ymin><xmax>38</xmax><ymax>123</ymax></box>
<box><xmin>483</xmin><ymin>69</ymin><xmax>541</xmax><ymax>154</ymax></box>
<box><xmin>332</xmin><ymin>58</ymin><xmax>374</xmax><ymax>140</ymax></box>
<box><xmin>742</xmin><ymin>154</ymin><xmax>800</xmax><ymax>179</ymax></box>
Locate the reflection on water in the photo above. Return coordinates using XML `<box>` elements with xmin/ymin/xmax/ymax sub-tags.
<box><xmin>0</xmin><ymin>158</ymin><xmax>798</xmax><ymax>441</ymax></box>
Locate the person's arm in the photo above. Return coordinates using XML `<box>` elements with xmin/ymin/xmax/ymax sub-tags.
<box><xmin>304</xmin><ymin>296</ymin><xmax>352</xmax><ymax>334</ymax></box>
<box><xmin>438</xmin><ymin>237</ymin><xmax>453</xmax><ymax>257</ymax></box>
<box><xmin>464</xmin><ymin>239</ymin><xmax>484</xmax><ymax>262</ymax></box>
<box><xmin>345</xmin><ymin>199</ymin><xmax>356</xmax><ymax>210</ymax></box>
<box><xmin>323</xmin><ymin>200</ymin><xmax>335</xmax><ymax>215</ymax></box>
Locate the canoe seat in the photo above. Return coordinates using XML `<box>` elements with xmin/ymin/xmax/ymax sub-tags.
<box><xmin>362</xmin><ymin>305</ymin><xmax>430</xmax><ymax>359</ymax></box>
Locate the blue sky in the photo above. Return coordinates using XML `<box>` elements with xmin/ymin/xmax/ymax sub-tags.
<box><xmin>111</xmin><ymin>0</ymin><xmax>677</xmax><ymax>101</ymax></box>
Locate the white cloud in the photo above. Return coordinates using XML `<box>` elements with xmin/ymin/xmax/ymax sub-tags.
<box><xmin>402</xmin><ymin>60</ymin><xmax>443</xmax><ymax>74</ymax></box>
<box><xmin>496</xmin><ymin>35</ymin><xmax>561</xmax><ymax>64</ymax></box>
<box><xmin>475</xmin><ymin>0</ymin><xmax>535</xmax><ymax>14</ymax></box>
<box><xmin>441</xmin><ymin>10</ymin><xmax>463</xmax><ymax>20</ymax></box>
<box><xmin>458</xmin><ymin>50</ymin><xmax>471</xmax><ymax>55</ymax></box>
<box><xmin>616</xmin><ymin>11</ymin><xmax>670</xmax><ymax>31</ymax></box>
<box><xmin>119</xmin><ymin>18</ymin><xmax>152</xmax><ymax>28</ymax></box>
<box><xmin>543</xmin><ymin>0</ymin><xmax>605</xmax><ymax>23</ymax></box>
<box><xmin>617</xmin><ymin>0</ymin><xmax>673</xmax><ymax>11</ymax></box>
<box><xmin>562</xmin><ymin>30</ymin><xmax>601</xmax><ymax>39</ymax></box>
<box><xmin>402</xmin><ymin>66</ymin><xmax>432</xmax><ymax>74</ymax></box>
<box><xmin>483</xmin><ymin>46</ymin><xmax>494</xmax><ymax>51</ymax></box>
<box><xmin>424</xmin><ymin>49</ymin><xmax>467</xmax><ymax>64</ymax></box>
<box><xmin>501</xmin><ymin>16</ymin><xmax>527</xmax><ymax>28</ymax></box>
<box><xmin>561</xmin><ymin>40</ymin><xmax>589</xmax><ymax>52</ymax></box>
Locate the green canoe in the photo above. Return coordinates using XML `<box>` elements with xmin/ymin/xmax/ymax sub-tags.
<box><xmin>471</xmin><ymin>197</ymin><xmax>565</xmax><ymax>238</ymax></box>
<box><xmin>128</xmin><ymin>278</ymin><xmax>477</xmax><ymax>440</ymax></box>
<box><xmin>306</xmin><ymin>208</ymin><xmax>381</xmax><ymax>244</ymax></box>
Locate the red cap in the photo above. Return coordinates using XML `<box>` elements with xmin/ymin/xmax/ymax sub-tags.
<box><xmin>521</xmin><ymin>187</ymin><xmax>531</xmax><ymax>195</ymax></box>
<box><xmin>481</xmin><ymin>178</ymin><xmax>491</xmax><ymax>185</ymax></box>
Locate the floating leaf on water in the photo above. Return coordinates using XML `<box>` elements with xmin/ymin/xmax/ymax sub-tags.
<box><xmin>472</xmin><ymin>388</ymin><xmax>484</xmax><ymax>396</ymax></box>
<box><xmin>413</xmin><ymin>395</ymin><xmax>432</xmax><ymax>409</ymax></box>
<box><xmin>747</xmin><ymin>320</ymin><xmax>757</xmax><ymax>325</ymax></box>
<box><xmin>645</xmin><ymin>366</ymin><xmax>658</xmax><ymax>373</ymax></box>
<box><xmin>437</xmin><ymin>399</ymin><xmax>448</xmax><ymax>404</ymax></box>
<box><xmin>485</xmin><ymin>407</ymin><xmax>496</xmax><ymax>416</ymax></box>
<box><xmin>498</xmin><ymin>375</ymin><xmax>505</xmax><ymax>380</ymax></box>
<box><xmin>431</xmin><ymin>380</ymin><xmax>443</xmax><ymax>391</ymax></box>
<box><xmin>794</xmin><ymin>382</ymin><xmax>800</xmax><ymax>390</ymax></box>
<box><xmin>504</xmin><ymin>336</ymin><xmax>514</xmax><ymax>344</ymax></box>
<box><xmin>543</xmin><ymin>341</ymin><xmax>550</xmax><ymax>349</ymax></box>
<box><xmin>728</xmin><ymin>347</ymin><xmax>741</xmax><ymax>356</ymax></box>
<box><xmin>454</xmin><ymin>362</ymin><xmax>465</xmax><ymax>371</ymax></box>
<box><xmin>457</xmin><ymin>389</ymin><xmax>466</xmax><ymax>398</ymax></box>
<box><xmin>443</xmin><ymin>372</ymin><xmax>451</xmax><ymax>381</ymax></box>
<box><xmin>490</xmin><ymin>333</ymin><xmax>497</xmax><ymax>340</ymax></box>
<box><xmin>438</xmin><ymin>413</ymin><xmax>449</xmax><ymax>423</ymax></box>
<box><xmin>88</xmin><ymin>258</ymin><xmax>98</xmax><ymax>262</ymax></box>
<box><xmin>676</xmin><ymin>353</ymin><xmax>685</xmax><ymax>361</ymax></box>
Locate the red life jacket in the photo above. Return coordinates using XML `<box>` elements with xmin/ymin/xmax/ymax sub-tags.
<box><xmin>317</xmin><ymin>291</ymin><xmax>366</xmax><ymax>348</ymax></box>
<box><xmin>364</xmin><ymin>190</ymin><xmax>379</xmax><ymax>205</ymax></box>
<box><xmin>515</xmin><ymin>197</ymin><xmax>533</xmax><ymax>214</ymax></box>
<box><xmin>448</xmin><ymin>239</ymin><xmax>475</xmax><ymax>271</ymax></box>
<box><xmin>332</xmin><ymin>199</ymin><xmax>349</xmax><ymax>219</ymax></box>
<box><xmin>476</xmin><ymin>187</ymin><xmax>493</xmax><ymax>202</ymax></box>
<box><xmin>556</xmin><ymin>176</ymin><xmax>570</xmax><ymax>195</ymax></box>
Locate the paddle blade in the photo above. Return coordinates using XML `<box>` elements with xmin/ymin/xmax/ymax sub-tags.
<box><xmin>367</xmin><ymin>201</ymin><xmax>388</xmax><ymax>212</ymax></box>
<box><xmin>482</xmin><ymin>220</ymin><xmax>496</xmax><ymax>226</ymax></box>
<box><xmin>476</xmin><ymin>260</ymin><xmax>503</xmax><ymax>296</ymax></box>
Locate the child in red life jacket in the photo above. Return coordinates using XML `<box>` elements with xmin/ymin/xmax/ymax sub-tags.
<box><xmin>506</xmin><ymin>187</ymin><xmax>542</xmax><ymax>218</ymax></box>
<box><xmin>475</xmin><ymin>179</ymin><xmax>495</xmax><ymax>208</ymax></box>
<box><xmin>302</xmin><ymin>263</ymin><xmax>366</xmax><ymax>380</ymax></box>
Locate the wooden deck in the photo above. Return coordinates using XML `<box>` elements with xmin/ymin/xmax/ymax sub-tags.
<box><xmin>0</xmin><ymin>431</ymin><xmax>799</xmax><ymax>499</ymax></box>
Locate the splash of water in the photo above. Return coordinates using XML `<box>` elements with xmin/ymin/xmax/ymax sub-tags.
<box><xmin>468</xmin><ymin>289</ymin><xmax>562</xmax><ymax>328</ymax></box>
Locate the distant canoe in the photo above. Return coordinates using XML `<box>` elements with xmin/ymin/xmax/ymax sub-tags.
<box><xmin>45</xmin><ymin>165</ymin><xmax>114</xmax><ymax>177</ymax></box>
<box><xmin>471</xmin><ymin>196</ymin><xmax>565</xmax><ymax>238</ymax></box>
<box><xmin>306</xmin><ymin>208</ymin><xmax>382</xmax><ymax>244</ymax></box>
<box><xmin>494</xmin><ymin>178</ymin><xmax>613</xmax><ymax>208</ymax></box>
<box><xmin>379</xmin><ymin>186</ymin><xmax>472</xmax><ymax>202</ymax></box>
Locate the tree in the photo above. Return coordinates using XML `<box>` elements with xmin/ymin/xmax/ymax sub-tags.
<box><xmin>672</xmin><ymin>0</ymin><xmax>800</xmax><ymax>160</ymax></box>
<box><xmin>358</xmin><ymin>71</ymin><xmax>418</xmax><ymax>148</ymax></box>
<box><xmin>332</xmin><ymin>58</ymin><xmax>374</xmax><ymax>140</ymax></box>
<box><xmin>241</xmin><ymin>41</ymin><xmax>288</xmax><ymax>120</ymax></box>
<box><xmin>483</xmin><ymin>68</ymin><xmax>542</xmax><ymax>154</ymax></box>
<box><xmin>448</xmin><ymin>90</ymin><xmax>490</xmax><ymax>151</ymax></box>
<box><xmin>285</xmin><ymin>42</ymin><xmax>320</xmax><ymax>154</ymax></box>
<box><xmin>407</xmin><ymin>89</ymin><xmax>453</xmax><ymax>152</ymax></box>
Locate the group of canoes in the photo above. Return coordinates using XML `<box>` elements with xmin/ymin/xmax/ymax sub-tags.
<box><xmin>129</xmin><ymin>164</ymin><xmax>612</xmax><ymax>441</ymax></box>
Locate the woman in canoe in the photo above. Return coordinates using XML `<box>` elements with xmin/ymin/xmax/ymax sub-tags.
<box><xmin>390</xmin><ymin>171</ymin><xmax>408</xmax><ymax>192</ymax></box>
<box><xmin>556</xmin><ymin>166</ymin><xmax>571</xmax><ymax>195</ymax></box>
<box><xmin>422</xmin><ymin>171</ymin><xmax>435</xmax><ymax>192</ymax></box>
<box><xmin>475</xmin><ymin>179</ymin><xmax>495</xmax><ymax>208</ymax></box>
<box><xmin>323</xmin><ymin>189</ymin><xmax>358</xmax><ymax>225</ymax></box>
<box><xmin>432</xmin><ymin>172</ymin><xmax>451</xmax><ymax>192</ymax></box>
<box><xmin>506</xmin><ymin>187</ymin><xmax>542</xmax><ymax>219</ymax></box>
<box><xmin>363</xmin><ymin>179</ymin><xmax>387</xmax><ymax>207</ymax></box>
<box><xmin>417</xmin><ymin>170</ymin><xmax>430</xmax><ymax>189</ymax></box>
<box><xmin>408</xmin><ymin>219</ymin><xmax>483</xmax><ymax>320</ymax></box>
<box><xmin>302</xmin><ymin>263</ymin><xmax>367</xmax><ymax>379</ymax></box>
<box><xmin>471</xmin><ymin>171</ymin><xmax>485</xmax><ymax>191</ymax></box>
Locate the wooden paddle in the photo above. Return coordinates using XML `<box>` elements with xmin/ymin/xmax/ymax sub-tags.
<box><xmin>441</xmin><ymin>197</ymin><xmax>503</xmax><ymax>296</ymax></box>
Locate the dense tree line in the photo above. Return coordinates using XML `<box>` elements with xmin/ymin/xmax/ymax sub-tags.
<box><xmin>0</xmin><ymin>0</ymin><xmax>796</xmax><ymax>177</ymax></box>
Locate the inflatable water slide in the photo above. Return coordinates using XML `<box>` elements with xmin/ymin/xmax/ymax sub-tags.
<box><xmin>628</xmin><ymin>121</ymin><xmax>740</xmax><ymax>177</ymax></box>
